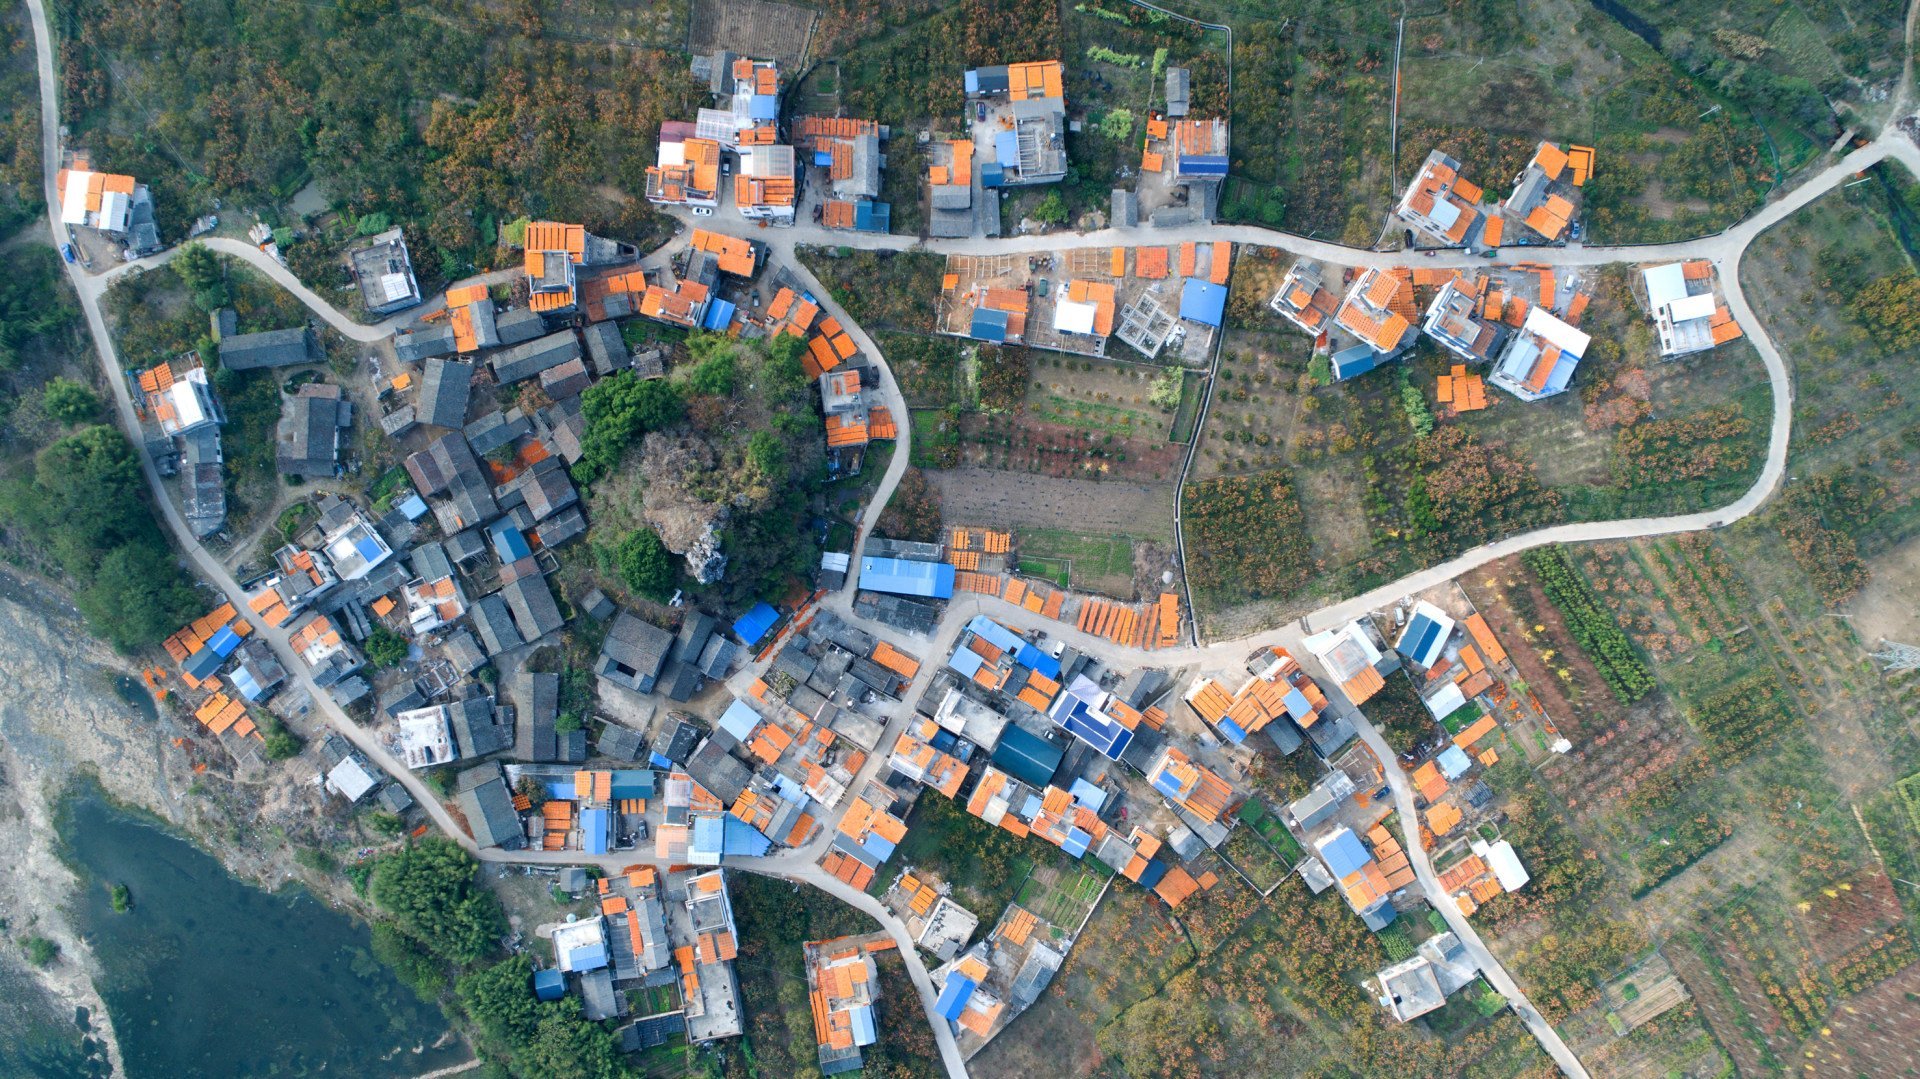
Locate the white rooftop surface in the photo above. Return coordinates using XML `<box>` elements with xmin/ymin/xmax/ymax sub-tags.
<box><xmin>1521</xmin><ymin>305</ymin><xmax>1590</xmax><ymax>357</ymax></box>
<box><xmin>1423</xmin><ymin>681</ymin><xmax>1468</xmax><ymax>720</ymax></box>
<box><xmin>552</xmin><ymin>917</ymin><xmax>608</xmax><ymax>972</ymax></box>
<box><xmin>60</xmin><ymin>171</ymin><xmax>90</xmax><ymax>224</ymax></box>
<box><xmin>1641</xmin><ymin>263</ymin><xmax>1689</xmax><ymax>311</ymax></box>
<box><xmin>657</xmin><ymin>142</ymin><xmax>687</xmax><ymax>167</ymax></box>
<box><xmin>396</xmin><ymin>706</ymin><xmax>454</xmax><ymax>769</ymax></box>
<box><xmin>1053</xmin><ymin>298</ymin><xmax>1098</xmax><ymax>335</ymax></box>
<box><xmin>167</xmin><ymin>378</ymin><xmax>210</xmax><ymax>431</ymax></box>
<box><xmin>326</xmin><ymin>756</ymin><xmax>378</xmax><ymax>801</ymax></box>
<box><xmin>379</xmin><ymin>272</ymin><xmax>413</xmax><ymax>303</ymax></box>
<box><xmin>1665</xmin><ymin>292</ymin><xmax>1717</xmax><ymax>322</ymax></box>
<box><xmin>1474</xmin><ymin>839</ymin><xmax>1531</xmax><ymax>892</ymax></box>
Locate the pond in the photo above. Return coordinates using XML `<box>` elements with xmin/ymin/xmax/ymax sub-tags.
<box><xmin>59</xmin><ymin>784</ymin><xmax>469</xmax><ymax>1077</ymax></box>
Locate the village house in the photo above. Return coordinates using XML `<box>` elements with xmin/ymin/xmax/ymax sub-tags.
<box><xmin>1489</xmin><ymin>304</ymin><xmax>1590</xmax><ymax>402</ymax></box>
<box><xmin>963</xmin><ymin>61</ymin><xmax>1068</xmax><ymax>187</ymax></box>
<box><xmin>1133</xmin><ymin>68</ymin><xmax>1228</xmax><ymax>225</ymax></box>
<box><xmin>806</xmin><ymin>939</ymin><xmax>883</xmax><ymax>1075</ymax></box>
<box><xmin>1396</xmin><ymin>150</ymin><xmax>1488</xmax><ymax>249</ymax></box>
<box><xmin>1269</xmin><ymin>260</ymin><xmax>1342</xmax><ymax>337</ymax></box>
<box><xmin>349</xmin><ymin>228</ymin><xmax>423</xmax><ymax>315</ymax></box>
<box><xmin>1504</xmin><ymin>141</ymin><xmax>1593</xmax><ymax>242</ymax></box>
<box><xmin>57</xmin><ymin>160</ymin><xmax>161</xmax><ymax>254</ymax></box>
<box><xmin>1330</xmin><ymin>267</ymin><xmax>1419</xmax><ymax>378</ymax></box>
<box><xmin>276</xmin><ymin>383</ymin><xmax>351</xmax><ymax>477</ymax></box>
<box><xmin>795</xmin><ymin>116</ymin><xmax>891</xmax><ymax>233</ymax></box>
<box><xmin>218</xmin><ymin>324</ymin><xmax>320</xmax><ymax>371</ymax></box>
<box><xmin>1642</xmin><ymin>260</ymin><xmax>1744</xmax><ymax>357</ymax></box>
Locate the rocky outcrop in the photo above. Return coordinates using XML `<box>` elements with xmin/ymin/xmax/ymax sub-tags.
<box><xmin>638</xmin><ymin>431</ymin><xmax>730</xmax><ymax>584</ymax></box>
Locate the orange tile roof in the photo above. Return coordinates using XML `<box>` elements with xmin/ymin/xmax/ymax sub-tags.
<box><xmin>1454</xmin><ymin>715</ymin><xmax>1499</xmax><ymax>750</ymax></box>
<box><xmin>691</xmin><ymin>228</ymin><xmax>758</xmax><ymax>277</ymax></box>
<box><xmin>1153</xmin><ymin>866</ymin><xmax>1200</xmax><ymax>907</ymax></box>
<box><xmin>1135</xmin><ymin>247</ymin><xmax>1169</xmax><ymax>279</ymax></box>
<box><xmin>1531</xmin><ymin>142</ymin><xmax>1569</xmax><ymax>181</ymax></box>
<box><xmin>1567</xmin><ymin>145</ymin><xmax>1595</xmax><ymax>186</ymax></box>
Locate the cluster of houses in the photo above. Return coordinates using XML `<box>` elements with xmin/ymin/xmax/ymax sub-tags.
<box><xmin>1270</xmin><ymin>258</ymin><xmax>1597</xmax><ymax>398</ymax></box>
<box><xmin>529</xmin><ymin>865</ymin><xmax>744</xmax><ymax>1048</ymax></box>
<box><xmin>1395</xmin><ymin>142</ymin><xmax>1595</xmax><ymax>253</ymax></box>
<box><xmin>1115</xmin><ymin>67</ymin><xmax>1229</xmax><ymax>229</ymax></box>
<box><xmin>937</xmin><ymin>241</ymin><xmax>1230</xmax><ymax>361</ymax></box>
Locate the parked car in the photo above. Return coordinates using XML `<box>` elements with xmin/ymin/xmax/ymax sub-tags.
<box><xmin>60</xmin><ymin>243</ymin><xmax>75</xmax><ymax>264</ymax></box>
<box><xmin>976</xmin><ymin>103</ymin><xmax>987</xmax><ymax>122</ymax></box>
<box><xmin>692</xmin><ymin>206</ymin><xmax>713</xmax><ymax>217</ymax></box>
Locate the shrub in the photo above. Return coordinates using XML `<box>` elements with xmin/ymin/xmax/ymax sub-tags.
<box><xmin>1522</xmin><ymin>546</ymin><xmax>1655</xmax><ymax>703</ymax></box>
<box><xmin>615</xmin><ymin>528</ymin><xmax>676</xmax><ymax>601</ymax></box>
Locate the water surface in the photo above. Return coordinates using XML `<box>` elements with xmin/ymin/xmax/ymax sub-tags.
<box><xmin>60</xmin><ymin>784</ymin><xmax>469</xmax><ymax>1077</ymax></box>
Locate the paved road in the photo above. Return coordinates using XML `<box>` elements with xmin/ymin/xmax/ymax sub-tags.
<box><xmin>30</xmin><ymin>0</ymin><xmax>1920</xmax><ymax>1070</ymax></box>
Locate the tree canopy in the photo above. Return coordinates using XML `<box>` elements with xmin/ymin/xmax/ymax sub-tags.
<box><xmin>574</xmin><ymin>371</ymin><xmax>684</xmax><ymax>484</ymax></box>
<box><xmin>615</xmin><ymin>528</ymin><xmax>676</xmax><ymax>602</ymax></box>
<box><xmin>367</xmin><ymin>838</ymin><xmax>503</xmax><ymax>965</ymax></box>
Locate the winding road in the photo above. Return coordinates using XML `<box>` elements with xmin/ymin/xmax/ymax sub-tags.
<box><xmin>26</xmin><ymin>0</ymin><xmax>1920</xmax><ymax>1073</ymax></box>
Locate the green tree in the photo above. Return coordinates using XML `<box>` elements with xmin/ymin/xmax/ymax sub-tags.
<box><xmin>747</xmin><ymin>430</ymin><xmax>786</xmax><ymax>477</ymax></box>
<box><xmin>42</xmin><ymin>377</ymin><xmax>100</xmax><ymax>423</ymax></box>
<box><xmin>365</xmin><ymin>624</ymin><xmax>409</xmax><ymax>668</ymax></box>
<box><xmin>1147</xmin><ymin>367</ymin><xmax>1182</xmax><ymax>410</ymax></box>
<box><xmin>683</xmin><ymin>334</ymin><xmax>738</xmax><ymax>396</ymax></box>
<box><xmin>574</xmin><ymin>371</ymin><xmax>684</xmax><ymax>484</ymax></box>
<box><xmin>615</xmin><ymin>528</ymin><xmax>676</xmax><ymax>601</ymax></box>
<box><xmin>456</xmin><ymin>955</ymin><xmax>541</xmax><ymax>1047</ymax></box>
<box><xmin>173</xmin><ymin>242</ymin><xmax>229</xmax><ymax>311</ymax></box>
<box><xmin>1098</xmin><ymin>108</ymin><xmax>1135</xmax><ymax>140</ymax></box>
<box><xmin>368</xmin><ymin>838</ymin><xmax>504</xmax><ymax>965</ymax></box>
<box><xmin>19</xmin><ymin>935</ymin><xmax>58</xmax><ymax>967</ymax></box>
<box><xmin>1032</xmin><ymin>190</ymin><xmax>1068</xmax><ymax>225</ymax></box>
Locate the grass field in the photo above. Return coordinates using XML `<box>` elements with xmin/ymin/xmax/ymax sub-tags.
<box><xmin>1019</xmin><ymin>528</ymin><xmax>1135</xmax><ymax>593</ymax></box>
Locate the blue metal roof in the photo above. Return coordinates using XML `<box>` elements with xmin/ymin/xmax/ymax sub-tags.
<box><xmin>1054</xmin><ymin>695</ymin><xmax>1133</xmax><ymax>759</ymax></box>
<box><xmin>1436</xmin><ymin>745</ymin><xmax>1473</xmax><ymax>779</ymax></box>
<box><xmin>546</xmin><ymin>780</ymin><xmax>574</xmax><ymax>800</ymax></box>
<box><xmin>853</xmin><ymin>200</ymin><xmax>890</xmax><ymax>233</ymax></box>
<box><xmin>230</xmin><ymin>666</ymin><xmax>266</xmax><ymax>702</ymax></box>
<box><xmin>946</xmin><ymin>646</ymin><xmax>986</xmax><ymax>679</ymax></box>
<box><xmin>814</xmin><ymin>150</ymin><xmax>834</xmax><ymax>167</ymax></box>
<box><xmin>980</xmin><ymin>162</ymin><xmax>1005</xmax><ymax>187</ymax></box>
<box><xmin>532</xmin><ymin>967</ymin><xmax>566</xmax><ymax>1001</ymax></box>
<box><xmin>967</xmin><ymin>615</ymin><xmax>1022</xmax><ymax>653</ymax></box>
<box><xmin>1318</xmin><ymin>828</ymin><xmax>1371</xmax><ymax>879</ymax></box>
<box><xmin>207</xmin><ymin>625</ymin><xmax>242</xmax><ymax>658</ymax></box>
<box><xmin>610</xmin><ymin>769</ymin><xmax>655</xmax><ymax>800</ymax></box>
<box><xmin>748</xmin><ymin>94</ymin><xmax>779</xmax><ymax>120</ymax></box>
<box><xmin>649</xmin><ymin>751</ymin><xmax>675</xmax><ymax>770</ymax></box>
<box><xmin>850</xmin><ymin>1003</ymin><xmax>877</xmax><ymax>1046</ymax></box>
<box><xmin>859</xmin><ymin>556</ymin><xmax>955</xmax><ymax>599</ymax></box>
<box><xmin>355</xmin><ymin>536</ymin><xmax>385</xmax><ymax>562</ymax></box>
<box><xmin>183</xmin><ymin>645</ymin><xmax>224</xmax><ymax>682</ymax></box>
<box><xmin>692</xmin><ymin>814</ymin><xmax>726</xmax><ymax>856</ymax></box>
<box><xmin>1332</xmin><ymin>344</ymin><xmax>1379</xmax><ymax>380</ymax></box>
<box><xmin>567</xmin><ymin>942</ymin><xmax>610</xmax><ymax>972</ymax></box>
<box><xmin>995</xmin><ymin>130</ymin><xmax>1020</xmax><ymax>168</ymax></box>
<box><xmin>726</xmin><ymin>816</ymin><xmax>774</xmax><ymax>857</ymax></box>
<box><xmin>718</xmin><ymin>698</ymin><xmax>761</xmax><ymax>741</ymax></box>
<box><xmin>1135</xmin><ymin>858</ymin><xmax>1168</xmax><ymax>889</ymax></box>
<box><xmin>1282</xmin><ymin>687</ymin><xmax>1314</xmax><ymax>721</ymax></box>
<box><xmin>1179</xmin><ymin>279</ymin><xmax>1228</xmax><ymax>327</ymax></box>
<box><xmin>1150</xmin><ymin>766</ymin><xmax>1186</xmax><ymax>800</ymax></box>
<box><xmin>488</xmin><ymin>519</ymin><xmax>532</xmax><ymax>563</ymax></box>
<box><xmin>1217</xmin><ymin>716</ymin><xmax>1248</xmax><ymax>744</ymax></box>
<box><xmin>1545</xmin><ymin>352</ymin><xmax>1579</xmax><ymax>394</ymax></box>
<box><xmin>963</xmin><ymin>69</ymin><xmax>980</xmax><ymax>94</ymax></box>
<box><xmin>732</xmin><ymin>602</ymin><xmax>778</xmax><ymax>646</ymax></box>
<box><xmin>397</xmin><ymin>493</ymin><xmax>429</xmax><ymax>520</ymax></box>
<box><xmin>1400</xmin><ymin>613</ymin><xmax>1445</xmax><ymax>667</ymax></box>
<box><xmin>936</xmin><ymin>976</ymin><xmax>976</xmax><ymax>1020</ymax></box>
<box><xmin>991</xmin><ymin>725</ymin><xmax>1062</xmax><ymax>788</ymax></box>
<box><xmin>1177</xmin><ymin>155</ymin><xmax>1230</xmax><ymax>176</ymax></box>
<box><xmin>1014</xmin><ymin>644</ymin><xmax>1060</xmax><ymax>680</ymax></box>
<box><xmin>1062</xmin><ymin>828</ymin><xmax>1091</xmax><ymax>858</ymax></box>
<box><xmin>1068</xmin><ymin>778</ymin><xmax>1107</xmax><ymax>811</ymax></box>
<box><xmin>860</xmin><ymin>833</ymin><xmax>897</xmax><ymax>863</ymax></box>
<box><xmin>581</xmin><ymin>808</ymin><xmax>611</xmax><ymax>855</ymax></box>
<box><xmin>970</xmin><ymin>308</ymin><xmax>1009</xmax><ymax>342</ymax></box>
<box><xmin>701</xmin><ymin>298</ymin><xmax>736</xmax><ymax>331</ymax></box>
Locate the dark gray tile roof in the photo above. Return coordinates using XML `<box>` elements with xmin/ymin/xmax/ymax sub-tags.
<box><xmin>219</xmin><ymin>326</ymin><xmax>315</xmax><ymax>370</ymax></box>
<box><xmin>419</xmin><ymin>358</ymin><xmax>475</xmax><ymax>429</ymax></box>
